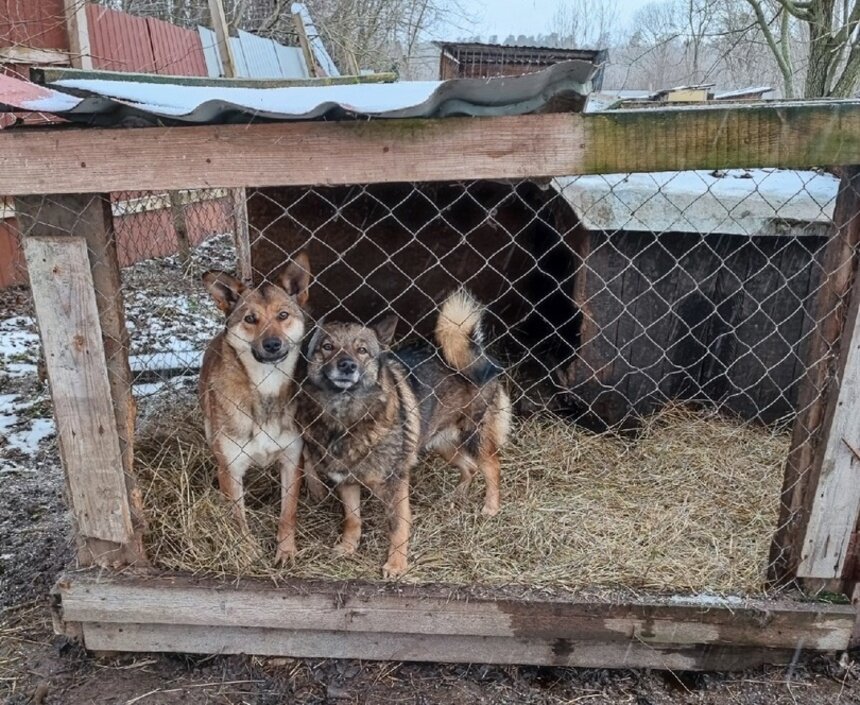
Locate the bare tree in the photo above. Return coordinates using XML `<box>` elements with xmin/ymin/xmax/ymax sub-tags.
<box><xmin>550</xmin><ymin>0</ymin><xmax>620</xmax><ymax>48</ymax></box>
<box><xmin>740</xmin><ymin>0</ymin><xmax>860</xmax><ymax>97</ymax></box>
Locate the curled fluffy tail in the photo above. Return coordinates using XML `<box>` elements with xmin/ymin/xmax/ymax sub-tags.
<box><xmin>435</xmin><ymin>289</ymin><xmax>502</xmax><ymax>384</ymax></box>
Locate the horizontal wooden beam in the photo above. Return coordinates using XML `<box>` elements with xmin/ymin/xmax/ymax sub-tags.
<box><xmin>80</xmin><ymin>622</ymin><xmax>801</xmax><ymax>671</ymax></box>
<box><xmin>0</xmin><ymin>46</ymin><xmax>70</xmax><ymax>65</ymax></box>
<box><xmin>55</xmin><ymin>573</ymin><xmax>855</xmax><ymax>669</ymax></box>
<box><xmin>32</xmin><ymin>67</ymin><xmax>398</xmax><ymax>88</ymax></box>
<box><xmin>1</xmin><ymin>102</ymin><xmax>860</xmax><ymax>195</ymax></box>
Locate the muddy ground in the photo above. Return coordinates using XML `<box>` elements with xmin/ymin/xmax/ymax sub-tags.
<box><xmin>2</xmin><ymin>239</ymin><xmax>860</xmax><ymax>704</ymax></box>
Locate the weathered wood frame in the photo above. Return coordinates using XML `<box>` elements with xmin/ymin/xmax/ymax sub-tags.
<box><xmin>8</xmin><ymin>101</ymin><xmax>860</xmax><ymax>669</ymax></box>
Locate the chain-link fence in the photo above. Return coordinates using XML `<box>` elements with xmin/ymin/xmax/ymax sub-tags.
<box><xmin>7</xmin><ymin>166</ymin><xmax>856</xmax><ymax>598</ymax></box>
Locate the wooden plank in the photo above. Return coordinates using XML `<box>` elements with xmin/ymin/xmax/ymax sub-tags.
<box><xmin>3</xmin><ymin>103</ymin><xmax>860</xmax><ymax>195</ymax></box>
<box><xmin>80</xmin><ymin>622</ymin><xmax>802</xmax><ymax>671</ymax></box>
<box><xmin>18</xmin><ymin>194</ymin><xmax>145</xmax><ymax>566</ymax></box>
<box><xmin>32</xmin><ymin>66</ymin><xmax>396</xmax><ymax>87</ymax></box>
<box><xmin>0</xmin><ymin>46</ymin><xmax>70</xmax><ymax>65</ymax></box>
<box><xmin>797</xmin><ymin>172</ymin><xmax>860</xmax><ymax>578</ymax></box>
<box><xmin>56</xmin><ymin>573</ymin><xmax>855</xmax><ymax>652</ymax></box>
<box><xmin>231</xmin><ymin>187</ymin><xmax>252</xmax><ymax>284</ymax></box>
<box><xmin>292</xmin><ymin>10</ymin><xmax>317</xmax><ymax>78</ymax></box>
<box><xmin>63</xmin><ymin>0</ymin><xmax>92</xmax><ymax>70</ymax></box>
<box><xmin>207</xmin><ymin>0</ymin><xmax>237</xmax><ymax>79</ymax></box>
<box><xmin>21</xmin><ymin>236</ymin><xmax>132</xmax><ymax>545</ymax></box>
<box><xmin>111</xmin><ymin>188</ymin><xmax>228</xmax><ymax>216</ymax></box>
<box><xmin>771</xmin><ymin>167</ymin><xmax>860</xmax><ymax>584</ymax></box>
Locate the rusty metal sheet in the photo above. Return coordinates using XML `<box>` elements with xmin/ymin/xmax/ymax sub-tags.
<box><xmin>147</xmin><ymin>17</ymin><xmax>207</xmax><ymax>77</ymax></box>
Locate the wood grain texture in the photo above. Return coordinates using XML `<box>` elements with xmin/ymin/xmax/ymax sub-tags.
<box><xmin>80</xmin><ymin>622</ymin><xmax>803</xmax><ymax>671</ymax></box>
<box><xmin>16</xmin><ymin>194</ymin><xmax>146</xmax><ymax>566</ymax></box>
<box><xmin>56</xmin><ymin>573</ymin><xmax>855</xmax><ymax>652</ymax></box>
<box><xmin>231</xmin><ymin>187</ymin><xmax>252</xmax><ymax>284</ymax></box>
<box><xmin>772</xmin><ymin>167</ymin><xmax>860</xmax><ymax>584</ymax></box>
<box><xmin>798</xmin><ymin>180</ymin><xmax>860</xmax><ymax>577</ymax></box>
<box><xmin>2</xmin><ymin>103</ymin><xmax>860</xmax><ymax>195</ymax></box>
<box><xmin>21</xmin><ymin>236</ymin><xmax>132</xmax><ymax>544</ymax></box>
<box><xmin>63</xmin><ymin>0</ymin><xmax>92</xmax><ymax>70</ymax></box>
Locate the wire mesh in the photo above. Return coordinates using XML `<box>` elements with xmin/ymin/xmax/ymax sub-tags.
<box><xmin>4</xmin><ymin>166</ymin><xmax>857</xmax><ymax>597</ymax></box>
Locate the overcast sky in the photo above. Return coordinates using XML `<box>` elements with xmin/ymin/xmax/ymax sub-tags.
<box><xmin>448</xmin><ymin>0</ymin><xmax>657</xmax><ymax>40</ymax></box>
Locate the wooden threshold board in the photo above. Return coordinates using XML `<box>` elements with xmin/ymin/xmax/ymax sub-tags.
<box><xmin>54</xmin><ymin>572</ymin><xmax>855</xmax><ymax>671</ymax></box>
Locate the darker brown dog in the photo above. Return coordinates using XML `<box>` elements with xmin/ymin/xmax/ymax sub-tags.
<box><xmin>199</xmin><ymin>253</ymin><xmax>311</xmax><ymax>565</ymax></box>
<box><xmin>297</xmin><ymin>289</ymin><xmax>511</xmax><ymax>578</ymax></box>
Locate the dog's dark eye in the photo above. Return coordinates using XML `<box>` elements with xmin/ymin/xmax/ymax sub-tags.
<box><xmin>277</xmin><ymin>311</ymin><xmax>289</xmax><ymax>320</ymax></box>
<box><xmin>357</xmin><ymin>346</ymin><xmax>368</xmax><ymax>355</ymax></box>
<box><xmin>321</xmin><ymin>342</ymin><xmax>334</xmax><ymax>352</ymax></box>
<box><xmin>244</xmin><ymin>314</ymin><xmax>257</xmax><ymax>324</ymax></box>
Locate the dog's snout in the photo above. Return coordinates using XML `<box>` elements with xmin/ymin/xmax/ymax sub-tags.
<box><xmin>337</xmin><ymin>357</ymin><xmax>358</xmax><ymax>374</ymax></box>
<box><xmin>262</xmin><ymin>337</ymin><xmax>283</xmax><ymax>354</ymax></box>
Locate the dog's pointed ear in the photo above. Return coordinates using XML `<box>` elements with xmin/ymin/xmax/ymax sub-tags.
<box><xmin>202</xmin><ymin>271</ymin><xmax>245</xmax><ymax>314</ymax></box>
<box><xmin>370</xmin><ymin>314</ymin><xmax>398</xmax><ymax>348</ymax></box>
<box><xmin>306</xmin><ymin>316</ymin><xmax>327</xmax><ymax>357</ymax></box>
<box><xmin>277</xmin><ymin>251</ymin><xmax>311</xmax><ymax>308</ymax></box>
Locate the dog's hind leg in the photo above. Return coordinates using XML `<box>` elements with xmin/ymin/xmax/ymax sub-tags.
<box><xmin>382</xmin><ymin>473</ymin><xmax>411</xmax><ymax>579</ymax></box>
<box><xmin>436</xmin><ymin>442</ymin><xmax>500</xmax><ymax>516</ymax></box>
<box><xmin>275</xmin><ymin>438</ymin><xmax>303</xmax><ymax>565</ymax></box>
<box><xmin>477</xmin><ymin>447</ymin><xmax>501</xmax><ymax>517</ymax></box>
<box><xmin>334</xmin><ymin>482</ymin><xmax>362</xmax><ymax>556</ymax></box>
<box><xmin>435</xmin><ymin>445</ymin><xmax>478</xmax><ymax>503</ymax></box>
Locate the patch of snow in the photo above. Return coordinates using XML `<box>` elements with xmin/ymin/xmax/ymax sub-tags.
<box><xmin>667</xmin><ymin>593</ymin><xmax>745</xmax><ymax>607</ymax></box>
<box><xmin>7</xmin><ymin>417</ymin><xmax>55</xmax><ymax>453</ymax></box>
<box><xmin>553</xmin><ymin>168</ymin><xmax>839</xmax><ymax>236</ymax></box>
<box><xmin>133</xmin><ymin>381</ymin><xmax>168</xmax><ymax>397</ymax></box>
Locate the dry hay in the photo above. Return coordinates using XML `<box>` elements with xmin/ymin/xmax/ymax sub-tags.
<box><xmin>136</xmin><ymin>401</ymin><xmax>788</xmax><ymax>595</ymax></box>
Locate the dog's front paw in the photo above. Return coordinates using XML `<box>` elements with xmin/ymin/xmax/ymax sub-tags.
<box><xmin>333</xmin><ymin>538</ymin><xmax>358</xmax><ymax>557</ymax></box>
<box><xmin>382</xmin><ymin>554</ymin><xmax>408</xmax><ymax>579</ymax></box>
<box><xmin>274</xmin><ymin>539</ymin><xmax>297</xmax><ymax>566</ymax></box>
<box><xmin>481</xmin><ymin>501</ymin><xmax>500</xmax><ymax>517</ymax></box>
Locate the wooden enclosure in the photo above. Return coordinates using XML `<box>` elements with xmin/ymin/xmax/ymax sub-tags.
<box><xmin>4</xmin><ymin>101</ymin><xmax>860</xmax><ymax>670</ymax></box>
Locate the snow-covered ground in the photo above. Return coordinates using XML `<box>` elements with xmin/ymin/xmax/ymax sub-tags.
<box><xmin>0</xmin><ymin>234</ymin><xmax>234</xmax><ymax>469</ymax></box>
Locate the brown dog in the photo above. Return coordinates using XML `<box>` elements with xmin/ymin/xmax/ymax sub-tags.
<box><xmin>297</xmin><ymin>289</ymin><xmax>511</xmax><ymax>578</ymax></box>
<box><xmin>199</xmin><ymin>253</ymin><xmax>311</xmax><ymax>565</ymax></box>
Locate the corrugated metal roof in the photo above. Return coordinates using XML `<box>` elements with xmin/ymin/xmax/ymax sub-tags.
<box><xmin>198</xmin><ymin>26</ymin><xmax>309</xmax><ymax>80</ymax></box>
<box><xmin>148</xmin><ymin>16</ymin><xmax>208</xmax><ymax>77</ymax></box>
<box><xmin>3</xmin><ymin>59</ymin><xmax>594</xmax><ymax>125</ymax></box>
<box><xmin>552</xmin><ymin>169</ymin><xmax>838</xmax><ymax>236</ymax></box>
<box><xmin>434</xmin><ymin>41</ymin><xmax>605</xmax><ymax>64</ymax></box>
<box><xmin>87</xmin><ymin>4</ymin><xmax>157</xmax><ymax>73</ymax></box>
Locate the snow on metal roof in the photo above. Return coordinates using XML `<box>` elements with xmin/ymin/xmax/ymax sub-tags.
<box><xmin>714</xmin><ymin>86</ymin><xmax>773</xmax><ymax>100</ymax></box>
<box><xmin>553</xmin><ymin>169</ymin><xmax>838</xmax><ymax>236</ymax></box>
<box><xmin>3</xmin><ymin>60</ymin><xmax>595</xmax><ymax>125</ymax></box>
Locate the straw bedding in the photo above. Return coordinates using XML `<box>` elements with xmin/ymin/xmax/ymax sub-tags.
<box><xmin>136</xmin><ymin>400</ymin><xmax>788</xmax><ymax>595</ymax></box>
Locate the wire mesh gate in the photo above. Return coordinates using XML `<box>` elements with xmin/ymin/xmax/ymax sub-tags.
<box><xmin>4</xmin><ymin>108</ymin><xmax>860</xmax><ymax>669</ymax></box>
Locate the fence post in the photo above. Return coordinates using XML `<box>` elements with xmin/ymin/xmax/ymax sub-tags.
<box><xmin>63</xmin><ymin>0</ymin><xmax>93</xmax><ymax>70</ymax></box>
<box><xmin>17</xmin><ymin>194</ymin><xmax>146</xmax><ymax>567</ymax></box>
<box><xmin>168</xmin><ymin>191</ymin><xmax>192</xmax><ymax>271</ymax></box>
<box><xmin>771</xmin><ymin>166</ymin><xmax>860</xmax><ymax>587</ymax></box>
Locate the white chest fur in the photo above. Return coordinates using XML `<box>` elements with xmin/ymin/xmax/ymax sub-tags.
<box><xmin>216</xmin><ymin>348</ymin><xmax>303</xmax><ymax>471</ymax></box>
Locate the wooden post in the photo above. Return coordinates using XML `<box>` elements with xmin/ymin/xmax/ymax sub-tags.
<box><xmin>292</xmin><ymin>11</ymin><xmax>318</xmax><ymax>78</ymax></box>
<box><xmin>64</xmin><ymin>0</ymin><xmax>93</xmax><ymax>70</ymax></box>
<box><xmin>168</xmin><ymin>192</ymin><xmax>192</xmax><ymax>271</ymax></box>
<box><xmin>17</xmin><ymin>194</ymin><xmax>145</xmax><ymax>567</ymax></box>
<box><xmin>207</xmin><ymin>0</ymin><xmax>237</xmax><ymax>79</ymax></box>
<box><xmin>232</xmin><ymin>188</ymin><xmax>252</xmax><ymax>284</ymax></box>
<box><xmin>207</xmin><ymin>0</ymin><xmax>251</xmax><ymax>281</ymax></box>
<box><xmin>771</xmin><ymin>167</ymin><xmax>860</xmax><ymax>585</ymax></box>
